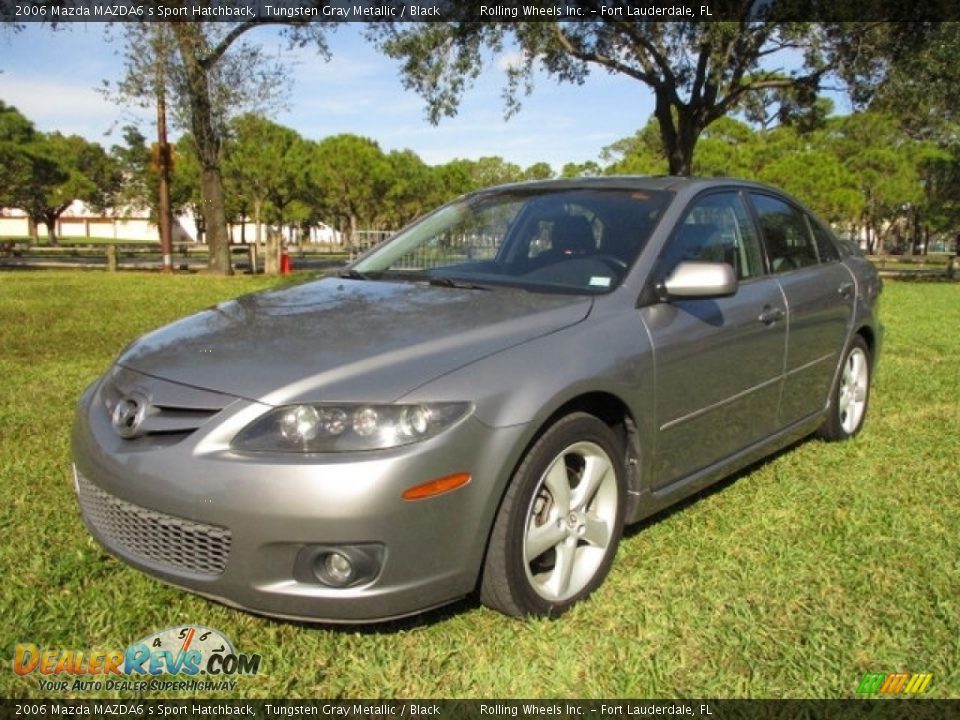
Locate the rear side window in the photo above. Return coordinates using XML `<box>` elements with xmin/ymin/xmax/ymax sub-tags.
<box><xmin>750</xmin><ymin>193</ymin><xmax>819</xmax><ymax>273</ymax></box>
<box><xmin>810</xmin><ymin>221</ymin><xmax>841</xmax><ymax>262</ymax></box>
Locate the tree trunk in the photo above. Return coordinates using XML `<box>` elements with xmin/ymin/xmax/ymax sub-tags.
<box><xmin>672</xmin><ymin>114</ymin><xmax>698</xmax><ymax>177</ymax></box>
<box><xmin>199</xmin><ymin>165</ymin><xmax>232</xmax><ymax>274</ymax></box>
<box><xmin>653</xmin><ymin>93</ymin><xmax>697</xmax><ymax>176</ymax></box>
<box><xmin>912</xmin><ymin>208</ymin><xmax>922</xmax><ymax>255</ymax></box>
<box><xmin>172</xmin><ymin>24</ymin><xmax>232</xmax><ymax>275</ymax></box>
<box><xmin>42</xmin><ymin>212</ymin><xmax>58</xmax><ymax>245</ymax></box>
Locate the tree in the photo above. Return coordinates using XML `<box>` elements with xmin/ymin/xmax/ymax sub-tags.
<box><xmin>110</xmin><ymin>125</ymin><xmax>195</xmax><ymax>225</ymax></box>
<box><xmin>7</xmin><ymin>131</ymin><xmax>119</xmax><ymax>244</ymax></box>
<box><xmin>919</xmin><ymin>143</ymin><xmax>960</xmax><ymax>242</ymax></box>
<box><xmin>382</xmin><ymin>148</ymin><xmax>441</xmax><ymax>228</ymax></box>
<box><xmin>737</xmin><ymin>74</ymin><xmax>834</xmax><ymax>135</ymax></box>
<box><xmin>432</xmin><ymin>159</ymin><xmax>476</xmax><ymax>199</ymax></box>
<box><xmin>108</xmin><ymin>17</ymin><xmax>337</xmax><ymax>274</ymax></box>
<box><xmin>827</xmin><ymin>23</ymin><xmax>960</xmax><ymax>138</ymax></box>
<box><xmin>600</xmin><ymin>119</ymin><xmax>667</xmax><ymax>175</ymax></box>
<box><xmin>0</xmin><ymin>101</ymin><xmax>37</xmax><ymax>209</ymax></box>
<box><xmin>523</xmin><ymin>162</ymin><xmax>554</xmax><ymax>180</ymax></box>
<box><xmin>377</xmin><ymin>12</ymin><xmax>840</xmax><ymax>175</ymax></box>
<box><xmin>818</xmin><ymin>112</ymin><xmax>926</xmax><ymax>253</ymax></box>
<box><xmin>691</xmin><ymin>116</ymin><xmax>762</xmax><ymax>177</ymax></box>
<box><xmin>560</xmin><ymin>160</ymin><xmax>601</xmax><ymax>178</ymax></box>
<box><xmin>468</xmin><ymin>156</ymin><xmax>525</xmax><ymax>187</ymax></box>
<box><xmin>824</xmin><ymin>22</ymin><xmax>960</xmax><ymax>250</ymax></box>
<box><xmin>681</xmin><ymin>116</ymin><xmax>863</xmax><ymax>227</ymax></box>
<box><xmin>754</xmin><ymin>135</ymin><xmax>862</xmax><ymax>228</ymax></box>
<box><xmin>222</xmin><ymin>114</ymin><xmax>311</xmax><ymax>247</ymax></box>
<box><xmin>309</xmin><ymin>134</ymin><xmax>392</xmax><ymax>248</ymax></box>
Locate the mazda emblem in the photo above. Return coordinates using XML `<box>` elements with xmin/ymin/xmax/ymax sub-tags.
<box><xmin>112</xmin><ymin>395</ymin><xmax>147</xmax><ymax>438</ymax></box>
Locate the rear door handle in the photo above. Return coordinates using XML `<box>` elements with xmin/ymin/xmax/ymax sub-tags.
<box><xmin>838</xmin><ymin>282</ymin><xmax>854</xmax><ymax>298</ymax></box>
<box><xmin>758</xmin><ymin>306</ymin><xmax>785</xmax><ymax>325</ymax></box>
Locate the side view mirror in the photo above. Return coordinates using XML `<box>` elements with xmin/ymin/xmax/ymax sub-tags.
<box><xmin>661</xmin><ymin>261</ymin><xmax>738</xmax><ymax>299</ymax></box>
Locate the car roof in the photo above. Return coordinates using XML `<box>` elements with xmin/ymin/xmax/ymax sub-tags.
<box><xmin>473</xmin><ymin>175</ymin><xmax>782</xmax><ymax>195</ymax></box>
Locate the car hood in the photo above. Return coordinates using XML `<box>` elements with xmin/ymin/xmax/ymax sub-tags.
<box><xmin>116</xmin><ymin>278</ymin><xmax>593</xmax><ymax>405</ymax></box>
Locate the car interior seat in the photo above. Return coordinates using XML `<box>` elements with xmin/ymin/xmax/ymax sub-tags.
<box><xmin>549</xmin><ymin>216</ymin><xmax>596</xmax><ymax>257</ymax></box>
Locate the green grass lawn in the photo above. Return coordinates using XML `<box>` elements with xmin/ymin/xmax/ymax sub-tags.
<box><xmin>1</xmin><ymin>272</ymin><xmax>957</xmax><ymax>699</ymax></box>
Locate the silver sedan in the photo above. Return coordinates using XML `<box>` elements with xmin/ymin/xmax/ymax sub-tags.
<box><xmin>72</xmin><ymin>177</ymin><xmax>882</xmax><ymax>621</ymax></box>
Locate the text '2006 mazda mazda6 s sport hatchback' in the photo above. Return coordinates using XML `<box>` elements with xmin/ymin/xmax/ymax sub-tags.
<box><xmin>73</xmin><ymin>177</ymin><xmax>882</xmax><ymax>622</ymax></box>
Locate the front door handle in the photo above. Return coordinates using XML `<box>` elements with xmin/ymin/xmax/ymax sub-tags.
<box><xmin>838</xmin><ymin>282</ymin><xmax>854</xmax><ymax>299</ymax></box>
<box><xmin>758</xmin><ymin>306</ymin><xmax>785</xmax><ymax>325</ymax></box>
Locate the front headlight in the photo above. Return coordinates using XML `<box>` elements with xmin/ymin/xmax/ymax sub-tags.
<box><xmin>232</xmin><ymin>402</ymin><xmax>472</xmax><ymax>453</ymax></box>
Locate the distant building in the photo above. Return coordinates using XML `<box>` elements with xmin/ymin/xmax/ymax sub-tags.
<box><xmin>0</xmin><ymin>201</ymin><xmax>341</xmax><ymax>245</ymax></box>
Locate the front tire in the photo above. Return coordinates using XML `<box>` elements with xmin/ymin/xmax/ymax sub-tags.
<box><xmin>818</xmin><ymin>335</ymin><xmax>872</xmax><ymax>441</ymax></box>
<box><xmin>480</xmin><ymin>413</ymin><xmax>626</xmax><ymax>618</ymax></box>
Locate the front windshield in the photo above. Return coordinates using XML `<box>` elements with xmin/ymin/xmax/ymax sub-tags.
<box><xmin>352</xmin><ymin>187</ymin><xmax>671</xmax><ymax>294</ymax></box>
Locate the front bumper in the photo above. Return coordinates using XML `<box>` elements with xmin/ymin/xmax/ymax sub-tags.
<box><xmin>71</xmin><ymin>370</ymin><xmax>525</xmax><ymax>623</ymax></box>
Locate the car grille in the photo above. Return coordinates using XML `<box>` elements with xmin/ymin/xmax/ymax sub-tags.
<box><xmin>100</xmin><ymin>366</ymin><xmax>234</xmax><ymax>442</ymax></box>
<box><xmin>76</xmin><ymin>470</ymin><xmax>231</xmax><ymax>577</ymax></box>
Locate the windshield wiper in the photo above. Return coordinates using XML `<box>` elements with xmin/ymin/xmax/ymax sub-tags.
<box><xmin>427</xmin><ymin>277</ymin><xmax>492</xmax><ymax>290</ymax></box>
<box><xmin>338</xmin><ymin>268</ymin><xmax>371</xmax><ymax>281</ymax></box>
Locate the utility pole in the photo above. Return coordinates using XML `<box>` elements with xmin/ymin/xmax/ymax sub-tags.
<box><xmin>153</xmin><ymin>24</ymin><xmax>173</xmax><ymax>273</ymax></box>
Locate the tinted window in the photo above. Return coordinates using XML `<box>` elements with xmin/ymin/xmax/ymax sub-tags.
<box><xmin>750</xmin><ymin>193</ymin><xmax>819</xmax><ymax>272</ymax></box>
<box><xmin>525</xmin><ymin>206</ymin><xmax>599</xmax><ymax>260</ymax></box>
<box><xmin>810</xmin><ymin>220</ymin><xmax>840</xmax><ymax>262</ymax></box>
<box><xmin>661</xmin><ymin>192</ymin><xmax>765</xmax><ymax>280</ymax></box>
<box><xmin>354</xmin><ymin>188</ymin><xmax>671</xmax><ymax>294</ymax></box>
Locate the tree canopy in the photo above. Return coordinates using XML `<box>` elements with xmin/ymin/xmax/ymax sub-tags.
<box><xmin>222</xmin><ymin>114</ymin><xmax>312</xmax><ymax>244</ymax></box>
<box><xmin>601</xmin><ymin>110</ymin><xmax>951</xmax><ymax>252</ymax></box>
<box><xmin>1</xmin><ymin>102</ymin><xmax>120</xmax><ymax>244</ymax></box>
<box><xmin>3</xmin><ymin>15</ymin><xmax>959</xmax><ymax>255</ymax></box>
<box><xmin>107</xmin><ymin>17</ymin><xmax>338</xmax><ymax>274</ymax></box>
<box><xmin>377</xmin><ymin>13</ymin><xmax>847</xmax><ymax>175</ymax></box>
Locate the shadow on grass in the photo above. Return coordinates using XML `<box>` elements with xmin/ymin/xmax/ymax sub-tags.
<box><xmin>622</xmin><ymin>436</ymin><xmax>807</xmax><ymax>542</ymax></box>
<box><xmin>250</xmin><ymin>596</ymin><xmax>481</xmax><ymax>637</ymax></box>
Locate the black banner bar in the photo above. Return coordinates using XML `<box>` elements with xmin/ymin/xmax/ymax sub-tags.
<box><xmin>2</xmin><ymin>0</ymin><xmax>959</xmax><ymax>24</ymax></box>
<box><xmin>1</xmin><ymin>700</ymin><xmax>960</xmax><ymax>720</ymax></box>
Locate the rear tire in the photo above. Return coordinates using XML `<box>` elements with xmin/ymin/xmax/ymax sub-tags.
<box><xmin>817</xmin><ymin>335</ymin><xmax>872</xmax><ymax>442</ymax></box>
<box><xmin>480</xmin><ymin>413</ymin><xmax>626</xmax><ymax>618</ymax></box>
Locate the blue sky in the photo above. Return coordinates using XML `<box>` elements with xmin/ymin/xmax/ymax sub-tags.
<box><xmin>1</xmin><ymin>23</ymin><xmax>657</xmax><ymax>170</ymax></box>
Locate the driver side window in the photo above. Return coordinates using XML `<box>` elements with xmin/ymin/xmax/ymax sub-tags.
<box><xmin>661</xmin><ymin>192</ymin><xmax>764</xmax><ymax>280</ymax></box>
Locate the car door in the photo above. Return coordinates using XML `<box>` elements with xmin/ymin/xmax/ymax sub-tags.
<box><xmin>748</xmin><ymin>193</ymin><xmax>855</xmax><ymax>425</ymax></box>
<box><xmin>640</xmin><ymin>191</ymin><xmax>787</xmax><ymax>489</ymax></box>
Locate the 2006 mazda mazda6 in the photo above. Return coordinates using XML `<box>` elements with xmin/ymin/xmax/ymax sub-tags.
<box><xmin>72</xmin><ymin>177</ymin><xmax>882</xmax><ymax>622</ymax></box>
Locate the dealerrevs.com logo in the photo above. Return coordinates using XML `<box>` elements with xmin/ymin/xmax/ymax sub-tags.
<box><xmin>13</xmin><ymin>625</ymin><xmax>262</xmax><ymax>693</ymax></box>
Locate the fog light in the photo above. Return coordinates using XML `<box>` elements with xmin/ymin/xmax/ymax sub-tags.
<box><xmin>319</xmin><ymin>552</ymin><xmax>353</xmax><ymax>586</ymax></box>
<box><xmin>295</xmin><ymin>544</ymin><xmax>384</xmax><ymax>588</ymax></box>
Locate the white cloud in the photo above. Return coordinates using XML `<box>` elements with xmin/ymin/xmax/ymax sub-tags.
<box><xmin>2</xmin><ymin>74</ymin><xmax>150</xmax><ymax>140</ymax></box>
<box><xmin>496</xmin><ymin>51</ymin><xmax>526</xmax><ymax>73</ymax></box>
<box><xmin>0</xmin><ymin>23</ymin><xmax>654</xmax><ymax>168</ymax></box>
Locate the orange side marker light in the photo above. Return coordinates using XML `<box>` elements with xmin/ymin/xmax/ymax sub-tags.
<box><xmin>402</xmin><ymin>473</ymin><xmax>471</xmax><ymax>501</ymax></box>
